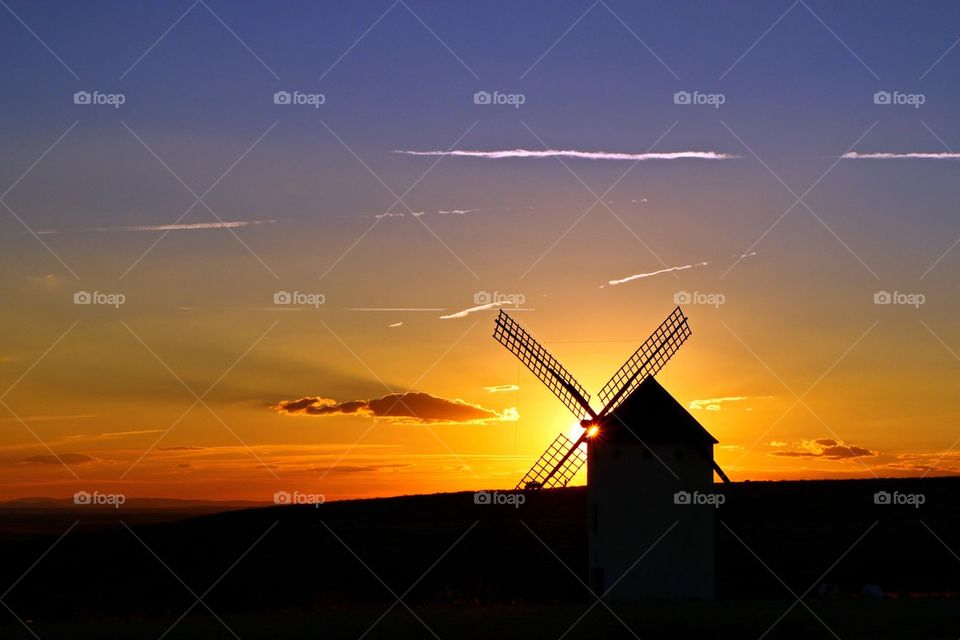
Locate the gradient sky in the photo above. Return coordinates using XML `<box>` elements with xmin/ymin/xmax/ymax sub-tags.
<box><xmin>2</xmin><ymin>0</ymin><xmax>960</xmax><ymax>502</ymax></box>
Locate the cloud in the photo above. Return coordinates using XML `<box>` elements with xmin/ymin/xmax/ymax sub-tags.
<box><xmin>439</xmin><ymin>301</ymin><xmax>503</xmax><ymax>319</ymax></box>
<box><xmin>369</xmin><ymin>209</ymin><xmax>481</xmax><ymax>219</ymax></box>
<box><xmin>842</xmin><ymin>151</ymin><xmax>960</xmax><ymax>160</ymax></box>
<box><xmin>20</xmin><ymin>453</ymin><xmax>95</xmax><ymax>465</ymax></box>
<box><xmin>38</xmin><ymin>220</ymin><xmax>276</xmax><ymax>234</ymax></box>
<box><xmin>274</xmin><ymin>392</ymin><xmax>518</xmax><ymax>424</ymax></box>
<box><xmin>1</xmin><ymin>414</ymin><xmax>99</xmax><ymax>423</ymax></box>
<box><xmin>604</xmin><ymin>261</ymin><xmax>709</xmax><ymax>287</ymax></box>
<box><xmin>158</xmin><ymin>446</ymin><xmax>205</xmax><ymax>451</ymax></box>
<box><xmin>388</xmin><ymin>321</ymin><xmax>404</xmax><ymax>328</ymax></box>
<box><xmin>688</xmin><ymin>396</ymin><xmax>750</xmax><ymax>411</ymax></box>
<box><xmin>769</xmin><ymin>439</ymin><xmax>876</xmax><ymax>460</ymax></box>
<box><xmin>879</xmin><ymin>452</ymin><xmax>960</xmax><ymax>475</ymax></box>
<box><xmin>308</xmin><ymin>463</ymin><xmax>412</xmax><ymax>474</ymax></box>
<box><xmin>394</xmin><ymin>149</ymin><xmax>737</xmax><ymax>161</ymax></box>
<box><xmin>484</xmin><ymin>384</ymin><xmax>519</xmax><ymax>393</ymax></box>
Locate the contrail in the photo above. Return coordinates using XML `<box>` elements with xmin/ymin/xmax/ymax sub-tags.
<box><xmin>395</xmin><ymin>149</ymin><xmax>737</xmax><ymax>161</ymax></box>
<box><xmin>842</xmin><ymin>151</ymin><xmax>960</xmax><ymax>160</ymax></box>
<box><xmin>605</xmin><ymin>262</ymin><xmax>709</xmax><ymax>287</ymax></box>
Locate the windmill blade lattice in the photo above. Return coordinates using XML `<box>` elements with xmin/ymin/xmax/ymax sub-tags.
<box><xmin>597</xmin><ymin>307</ymin><xmax>691</xmax><ymax>415</ymax></box>
<box><xmin>514</xmin><ymin>433</ymin><xmax>587</xmax><ymax>490</ymax></box>
<box><xmin>493</xmin><ymin>310</ymin><xmax>594</xmax><ymax>421</ymax></box>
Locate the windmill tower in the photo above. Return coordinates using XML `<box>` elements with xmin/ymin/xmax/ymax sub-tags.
<box><xmin>492</xmin><ymin>307</ymin><xmax>727</xmax><ymax>599</ymax></box>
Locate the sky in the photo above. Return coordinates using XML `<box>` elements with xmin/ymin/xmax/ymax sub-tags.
<box><xmin>2</xmin><ymin>0</ymin><xmax>960</xmax><ymax>503</ymax></box>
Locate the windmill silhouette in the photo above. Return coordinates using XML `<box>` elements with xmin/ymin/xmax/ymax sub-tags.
<box><xmin>493</xmin><ymin>306</ymin><xmax>728</xmax><ymax>598</ymax></box>
<box><xmin>493</xmin><ymin>306</ymin><xmax>729</xmax><ymax>489</ymax></box>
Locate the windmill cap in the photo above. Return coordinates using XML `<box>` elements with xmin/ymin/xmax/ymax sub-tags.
<box><xmin>599</xmin><ymin>376</ymin><xmax>718</xmax><ymax>445</ymax></box>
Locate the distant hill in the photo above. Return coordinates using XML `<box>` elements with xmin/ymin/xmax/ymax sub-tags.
<box><xmin>0</xmin><ymin>477</ymin><xmax>957</xmax><ymax>628</ymax></box>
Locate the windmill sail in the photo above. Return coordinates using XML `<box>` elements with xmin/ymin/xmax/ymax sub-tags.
<box><xmin>493</xmin><ymin>310</ymin><xmax>595</xmax><ymax>421</ymax></box>
<box><xmin>515</xmin><ymin>433</ymin><xmax>587</xmax><ymax>490</ymax></box>
<box><xmin>597</xmin><ymin>307</ymin><xmax>691</xmax><ymax>416</ymax></box>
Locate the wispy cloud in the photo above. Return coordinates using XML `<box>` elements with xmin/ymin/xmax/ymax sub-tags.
<box><xmin>604</xmin><ymin>261</ymin><xmax>708</xmax><ymax>287</ymax></box>
<box><xmin>688</xmin><ymin>396</ymin><xmax>750</xmax><ymax>411</ymax></box>
<box><xmin>308</xmin><ymin>463</ymin><xmax>411</xmax><ymax>474</ymax></box>
<box><xmin>38</xmin><ymin>220</ymin><xmax>276</xmax><ymax>234</ymax></box>
<box><xmin>395</xmin><ymin>149</ymin><xmax>737</xmax><ymax>161</ymax></box>
<box><xmin>439</xmin><ymin>302</ymin><xmax>503</xmax><ymax>319</ymax></box>
<box><xmin>368</xmin><ymin>208</ymin><xmax>482</xmax><ymax>220</ymax></box>
<box><xmin>842</xmin><ymin>151</ymin><xmax>960</xmax><ymax>160</ymax></box>
<box><xmin>20</xmin><ymin>453</ymin><xmax>95</xmax><ymax>465</ymax></box>
<box><xmin>484</xmin><ymin>384</ymin><xmax>519</xmax><ymax>393</ymax></box>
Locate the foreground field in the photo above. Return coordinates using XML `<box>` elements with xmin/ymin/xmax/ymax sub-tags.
<box><xmin>1</xmin><ymin>478</ymin><xmax>958</xmax><ymax>637</ymax></box>
<box><xmin>4</xmin><ymin>599</ymin><xmax>957</xmax><ymax>639</ymax></box>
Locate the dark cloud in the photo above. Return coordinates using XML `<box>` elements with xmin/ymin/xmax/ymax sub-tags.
<box><xmin>274</xmin><ymin>392</ymin><xmax>517</xmax><ymax>424</ymax></box>
<box><xmin>770</xmin><ymin>439</ymin><xmax>876</xmax><ymax>460</ymax></box>
<box><xmin>20</xmin><ymin>453</ymin><xmax>95</xmax><ymax>465</ymax></box>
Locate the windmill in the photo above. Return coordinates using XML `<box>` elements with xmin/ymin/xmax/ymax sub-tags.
<box><xmin>493</xmin><ymin>306</ymin><xmax>729</xmax><ymax>491</ymax></box>
<box><xmin>493</xmin><ymin>306</ymin><xmax>728</xmax><ymax>599</ymax></box>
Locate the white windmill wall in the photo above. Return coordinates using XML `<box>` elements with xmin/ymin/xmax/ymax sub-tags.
<box><xmin>587</xmin><ymin>439</ymin><xmax>715</xmax><ymax>599</ymax></box>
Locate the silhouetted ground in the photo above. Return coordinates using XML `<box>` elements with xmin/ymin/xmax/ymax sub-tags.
<box><xmin>0</xmin><ymin>477</ymin><xmax>957</xmax><ymax>639</ymax></box>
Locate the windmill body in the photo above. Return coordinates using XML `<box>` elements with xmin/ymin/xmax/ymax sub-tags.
<box><xmin>492</xmin><ymin>306</ymin><xmax>727</xmax><ymax>600</ymax></box>
<box><xmin>588</xmin><ymin>376</ymin><xmax>718</xmax><ymax>599</ymax></box>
